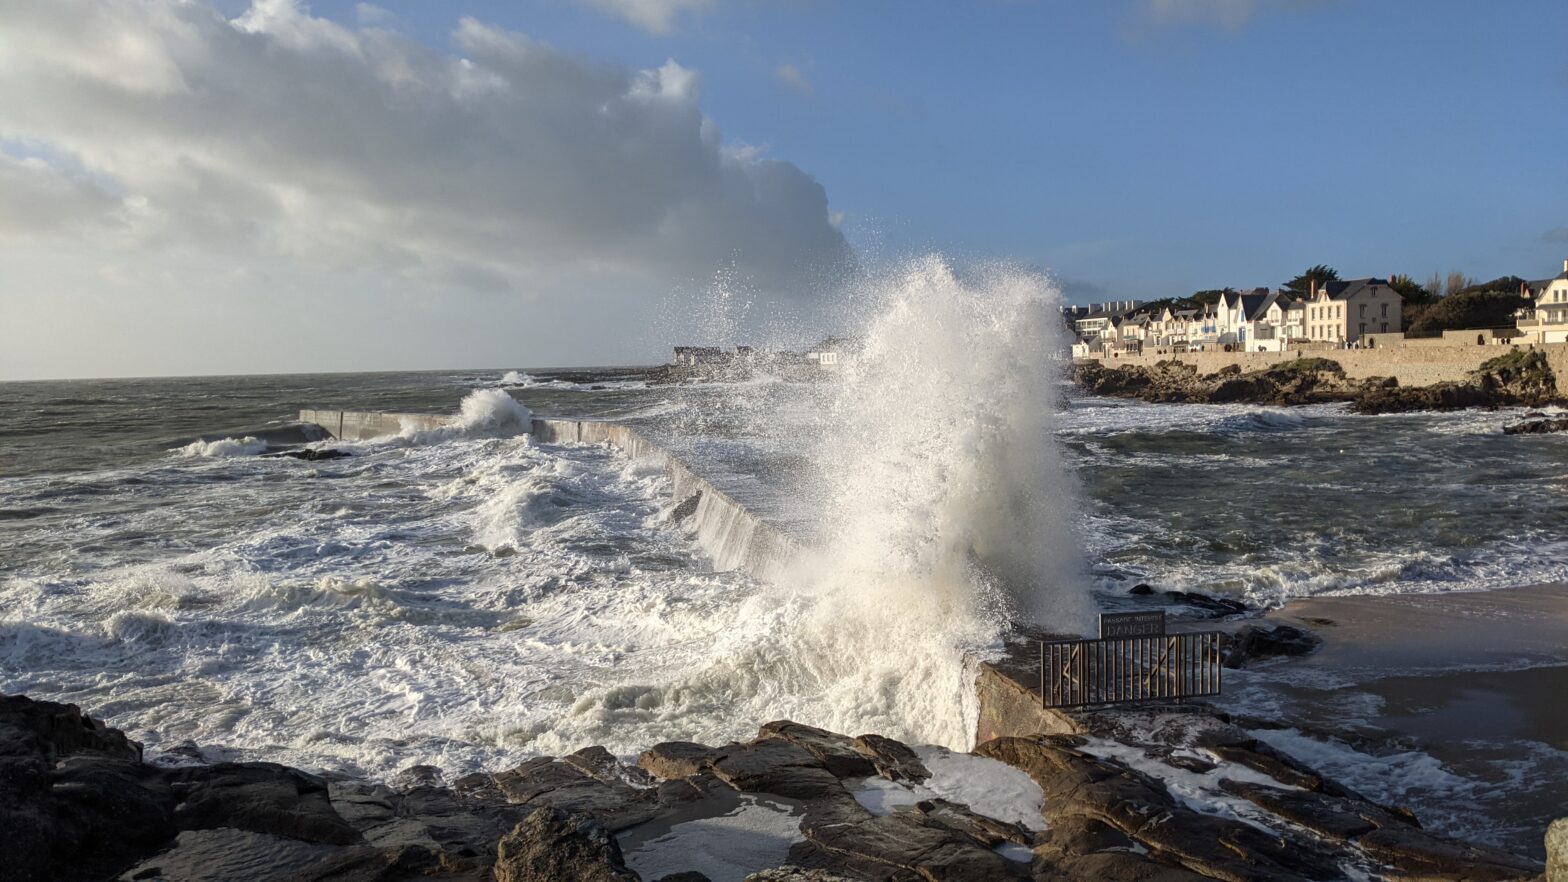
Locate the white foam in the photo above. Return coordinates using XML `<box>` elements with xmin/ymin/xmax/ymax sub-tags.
<box><xmin>176</xmin><ymin>436</ymin><xmax>268</xmax><ymax>457</ymax></box>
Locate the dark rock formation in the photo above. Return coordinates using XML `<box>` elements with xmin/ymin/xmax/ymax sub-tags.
<box><xmin>0</xmin><ymin>693</ymin><xmax>1544</xmax><ymax>882</ymax></box>
<box><xmin>1073</xmin><ymin>351</ymin><xmax>1564</xmax><ymax>414</ymax></box>
<box><xmin>264</xmin><ymin>447</ymin><xmax>354</xmax><ymax>461</ymax></box>
<box><xmin>1073</xmin><ymin>357</ymin><xmax>1365</xmax><ymax>406</ymax></box>
<box><xmin>492</xmin><ymin>807</ymin><xmax>638</xmax><ymax>882</ymax></box>
<box><xmin>1351</xmin><ymin>349</ymin><xmax>1562</xmax><ymax>414</ymax></box>
<box><xmin>1223</xmin><ymin>623</ymin><xmax>1323</xmax><ymax>668</ymax></box>
<box><xmin>1504</xmin><ymin>415</ymin><xmax>1568</xmax><ymax>435</ymax></box>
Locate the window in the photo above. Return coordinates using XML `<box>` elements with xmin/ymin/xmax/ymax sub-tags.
<box><xmin>1360</xmin><ymin>323</ymin><xmax>1366</xmax><ymax>336</ymax></box>
<box><xmin>1360</xmin><ymin>304</ymin><xmax>1367</xmax><ymax>317</ymax></box>
<box><xmin>1381</xmin><ymin>323</ymin><xmax>1388</xmax><ymax>332</ymax></box>
<box><xmin>1381</xmin><ymin>303</ymin><xmax>1389</xmax><ymax>317</ymax></box>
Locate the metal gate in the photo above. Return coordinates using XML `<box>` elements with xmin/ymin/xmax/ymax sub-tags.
<box><xmin>1040</xmin><ymin>632</ymin><xmax>1223</xmax><ymax>708</ymax></box>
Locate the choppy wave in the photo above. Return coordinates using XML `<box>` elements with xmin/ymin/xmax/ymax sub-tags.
<box><xmin>177</xmin><ymin>436</ymin><xmax>268</xmax><ymax>457</ymax></box>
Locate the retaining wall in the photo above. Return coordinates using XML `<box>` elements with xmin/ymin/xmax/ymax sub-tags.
<box><xmin>1086</xmin><ymin>341</ymin><xmax>1568</xmax><ymax>394</ymax></box>
<box><xmin>297</xmin><ymin>409</ymin><xmax>797</xmax><ymax>582</ymax></box>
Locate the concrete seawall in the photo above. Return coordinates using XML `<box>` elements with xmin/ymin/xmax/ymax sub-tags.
<box><xmin>1085</xmin><ymin>341</ymin><xmax>1568</xmax><ymax>394</ymax></box>
<box><xmin>297</xmin><ymin>409</ymin><xmax>798</xmax><ymax>583</ymax></box>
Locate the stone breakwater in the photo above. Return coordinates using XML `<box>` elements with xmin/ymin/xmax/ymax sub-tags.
<box><xmin>297</xmin><ymin>410</ymin><xmax>799</xmax><ymax>583</ymax></box>
<box><xmin>2</xmin><ymin>692</ymin><xmax>1548</xmax><ymax>882</ymax></box>
<box><xmin>1072</xmin><ymin>351</ymin><xmax>1564</xmax><ymax>414</ymax></box>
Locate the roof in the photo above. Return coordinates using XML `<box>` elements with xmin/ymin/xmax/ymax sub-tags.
<box><xmin>1318</xmin><ymin>278</ymin><xmax>1396</xmax><ymax>301</ymax></box>
<box><xmin>1238</xmin><ymin>292</ymin><xmax>1272</xmax><ymax>321</ymax></box>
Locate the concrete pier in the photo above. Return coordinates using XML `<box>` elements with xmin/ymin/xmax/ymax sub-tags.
<box><xmin>296</xmin><ymin>408</ymin><xmax>798</xmax><ymax>582</ymax></box>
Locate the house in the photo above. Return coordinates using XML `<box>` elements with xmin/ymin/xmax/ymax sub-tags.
<box><xmin>1518</xmin><ymin>260</ymin><xmax>1568</xmax><ymax>344</ymax></box>
<box><xmin>672</xmin><ymin>346</ymin><xmax>727</xmax><ymax>366</ymax></box>
<box><xmin>1073</xmin><ymin>300</ymin><xmax>1143</xmax><ymax>343</ymax></box>
<box><xmin>1303</xmin><ymin>278</ymin><xmax>1403</xmax><ymax>345</ymax></box>
<box><xmin>805</xmin><ymin>336</ymin><xmax>863</xmax><ymax>369</ymax></box>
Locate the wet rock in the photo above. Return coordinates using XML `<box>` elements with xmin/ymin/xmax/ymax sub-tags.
<box><xmin>805</xmin><ymin>809</ymin><xmax>1029</xmax><ymax>881</ymax></box>
<box><xmin>1223</xmin><ymin>624</ymin><xmax>1322</xmax><ymax>669</ymax></box>
<box><xmin>653</xmin><ymin>873</ymin><xmax>712</xmax><ymax>882</ymax></box>
<box><xmin>667</xmin><ymin>492</ymin><xmax>702</xmax><ymax>522</ymax></box>
<box><xmin>639</xmin><ymin>741</ymin><xmax>718</xmax><ymax>780</ymax></box>
<box><xmin>742</xmin><ymin>868</ymin><xmax>859</xmax><ymax>882</ymax></box>
<box><xmin>115</xmin><ymin>827</ymin><xmax>350</xmax><ymax>882</ymax></box>
<box><xmin>264</xmin><ymin>448</ymin><xmax>353</xmax><ymax>461</ymax></box>
<box><xmin>1218</xmin><ymin>779</ymin><xmax>1404</xmax><ymax>841</ymax></box>
<box><xmin>1163</xmin><ymin>590</ymin><xmax>1249</xmax><ymax>618</ymax></box>
<box><xmin>0</xmin><ymin>693</ymin><xmax>142</xmax><ymax>762</ymax></box>
<box><xmin>1503</xmin><ymin>416</ymin><xmax>1568</xmax><ymax>435</ymax></box>
<box><xmin>1129</xmin><ymin>583</ymin><xmax>1155</xmax><ymax>595</ymax></box>
<box><xmin>490</xmin><ymin>755</ymin><xmax>659</xmax><ymax>831</ymax></box>
<box><xmin>167</xmin><ymin>762</ymin><xmax>363</xmax><ymax>845</ymax></box>
<box><xmin>566</xmin><ymin>745</ymin><xmax>657</xmax><ymax>789</ymax></box>
<box><xmin>1035</xmin><ymin>850</ymin><xmax>1215</xmax><ymax>882</ymax></box>
<box><xmin>492</xmin><ymin>807</ymin><xmax>638</xmax><ymax>882</ymax></box>
<box><xmin>709</xmin><ymin>738</ymin><xmax>843</xmax><ymax>800</ymax></box>
<box><xmin>391</xmin><ymin>764</ymin><xmax>445</xmax><ymax>790</ymax></box>
<box><xmin>908</xmin><ymin>797</ymin><xmax>1033</xmax><ymax>848</ymax></box>
<box><xmin>759</xmin><ymin>721</ymin><xmax>877</xmax><ymax>779</ymax></box>
<box><xmin>1356</xmin><ymin>826</ymin><xmax>1543</xmax><ymax>881</ymax></box>
<box><xmin>851</xmin><ymin>733</ymin><xmax>929</xmax><ymax>783</ymax></box>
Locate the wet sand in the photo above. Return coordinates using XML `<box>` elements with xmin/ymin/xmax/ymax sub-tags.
<box><xmin>1229</xmin><ymin>584</ymin><xmax>1568</xmax><ymax>857</ymax></box>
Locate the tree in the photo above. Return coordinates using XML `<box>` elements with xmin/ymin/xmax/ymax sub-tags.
<box><xmin>1423</xmin><ymin>273</ymin><xmax>1445</xmax><ymax>300</ymax></box>
<box><xmin>1444</xmin><ymin>271</ymin><xmax>1476</xmax><ymax>298</ymax></box>
<box><xmin>1388</xmin><ymin>274</ymin><xmax>1438</xmax><ymax>305</ymax></box>
<box><xmin>1189</xmin><ymin>288</ymin><xmax>1236</xmax><ymax>306</ymax></box>
<box><xmin>1405</xmin><ymin>276</ymin><xmax>1527</xmax><ymax>337</ymax></box>
<box><xmin>1283</xmin><ymin>265</ymin><xmax>1339</xmax><ymax>298</ymax></box>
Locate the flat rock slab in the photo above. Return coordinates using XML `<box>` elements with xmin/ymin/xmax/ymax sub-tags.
<box><xmin>710</xmin><ymin>738</ymin><xmax>843</xmax><ymax>801</ymax></box>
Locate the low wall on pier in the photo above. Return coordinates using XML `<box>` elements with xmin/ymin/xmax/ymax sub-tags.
<box><xmin>297</xmin><ymin>409</ymin><xmax>797</xmax><ymax>583</ymax></box>
<box><xmin>1083</xmin><ymin>341</ymin><xmax>1568</xmax><ymax>394</ymax></box>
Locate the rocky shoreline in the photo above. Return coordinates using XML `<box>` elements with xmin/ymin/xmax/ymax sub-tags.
<box><xmin>3</xmin><ymin>689</ymin><xmax>1547</xmax><ymax>882</ymax></box>
<box><xmin>1072</xmin><ymin>351</ymin><xmax>1562</xmax><ymax>415</ymax></box>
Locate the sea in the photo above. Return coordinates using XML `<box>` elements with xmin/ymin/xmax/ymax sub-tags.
<box><xmin>4</xmin><ymin>263</ymin><xmax>1567</xmax><ymax>855</ymax></box>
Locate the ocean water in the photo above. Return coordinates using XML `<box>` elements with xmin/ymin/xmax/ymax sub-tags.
<box><xmin>4</xmin><ymin>266</ymin><xmax>1567</xmax><ymax>854</ymax></box>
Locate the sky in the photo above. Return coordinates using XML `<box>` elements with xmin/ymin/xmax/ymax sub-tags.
<box><xmin>2</xmin><ymin>0</ymin><xmax>1566</xmax><ymax>379</ymax></box>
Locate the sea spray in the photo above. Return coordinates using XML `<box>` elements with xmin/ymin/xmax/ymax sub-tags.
<box><xmin>551</xmin><ymin>256</ymin><xmax>1094</xmax><ymax>751</ymax></box>
<box><xmin>749</xmin><ymin>257</ymin><xmax>1093</xmax><ymax>746</ymax></box>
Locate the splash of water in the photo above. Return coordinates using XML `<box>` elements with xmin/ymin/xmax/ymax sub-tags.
<box><xmin>554</xmin><ymin>256</ymin><xmax>1092</xmax><ymax>751</ymax></box>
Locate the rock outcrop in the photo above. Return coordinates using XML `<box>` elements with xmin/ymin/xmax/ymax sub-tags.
<box><xmin>0</xmin><ymin>693</ymin><xmax>1544</xmax><ymax>882</ymax></box>
<box><xmin>1073</xmin><ymin>351</ymin><xmax>1564</xmax><ymax>414</ymax></box>
<box><xmin>1351</xmin><ymin>349</ymin><xmax>1561</xmax><ymax>414</ymax></box>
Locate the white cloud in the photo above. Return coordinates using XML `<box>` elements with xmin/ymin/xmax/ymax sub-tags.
<box><xmin>775</xmin><ymin>63</ymin><xmax>813</xmax><ymax>96</ymax></box>
<box><xmin>0</xmin><ymin>0</ymin><xmax>851</xmax><ymax>296</ymax></box>
<box><xmin>581</xmin><ymin>0</ymin><xmax>715</xmax><ymax>35</ymax></box>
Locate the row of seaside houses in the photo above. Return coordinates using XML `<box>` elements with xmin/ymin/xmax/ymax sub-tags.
<box><xmin>1070</xmin><ymin>278</ymin><xmax>1405</xmax><ymax>356</ymax></box>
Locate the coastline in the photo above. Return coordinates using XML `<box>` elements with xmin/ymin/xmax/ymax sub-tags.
<box><xmin>1229</xmin><ymin>583</ymin><xmax>1568</xmax><ymax>858</ymax></box>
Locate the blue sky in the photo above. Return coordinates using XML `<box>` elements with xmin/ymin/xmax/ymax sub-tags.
<box><xmin>309</xmin><ymin>0</ymin><xmax>1568</xmax><ymax>301</ymax></box>
<box><xmin>3</xmin><ymin>0</ymin><xmax>1566</xmax><ymax>378</ymax></box>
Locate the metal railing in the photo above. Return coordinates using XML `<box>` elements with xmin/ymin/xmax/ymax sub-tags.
<box><xmin>1040</xmin><ymin>632</ymin><xmax>1223</xmax><ymax>708</ymax></box>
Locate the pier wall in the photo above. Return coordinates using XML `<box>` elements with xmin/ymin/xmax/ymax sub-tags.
<box><xmin>1082</xmin><ymin>340</ymin><xmax>1568</xmax><ymax>394</ymax></box>
<box><xmin>297</xmin><ymin>409</ymin><xmax>797</xmax><ymax>583</ymax></box>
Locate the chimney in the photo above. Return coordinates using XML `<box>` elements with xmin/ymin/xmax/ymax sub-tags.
<box><xmin>1310</xmin><ymin>278</ymin><xmax>1317</xmax><ymax>299</ymax></box>
<box><xmin>1562</xmin><ymin>258</ymin><xmax>1567</xmax><ymax>273</ymax></box>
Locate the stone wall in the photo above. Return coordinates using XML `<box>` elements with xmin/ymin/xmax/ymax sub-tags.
<box><xmin>297</xmin><ymin>409</ymin><xmax>797</xmax><ymax>583</ymax></box>
<box><xmin>1084</xmin><ymin>341</ymin><xmax>1568</xmax><ymax>394</ymax></box>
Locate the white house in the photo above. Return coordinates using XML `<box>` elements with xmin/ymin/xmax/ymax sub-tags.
<box><xmin>1304</xmin><ymin>278</ymin><xmax>1403</xmax><ymax>345</ymax></box>
<box><xmin>1518</xmin><ymin>260</ymin><xmax>1568</xmax><ymax>344</ymax></box>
